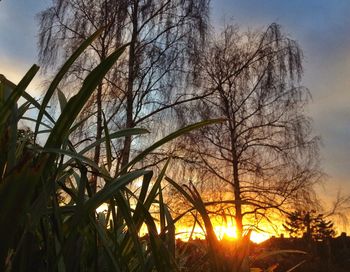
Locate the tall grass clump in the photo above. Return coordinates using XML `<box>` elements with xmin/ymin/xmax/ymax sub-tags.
<box><xmin>0</xmin><ymin>28</ymin><xmax>222</xmax><ymax>272</ymax></box>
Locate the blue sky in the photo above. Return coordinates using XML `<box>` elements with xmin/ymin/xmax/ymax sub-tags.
<box><xmin>1</xmin><ymin>0</ymin><xmax>350</xmax><ymax>206</ymax></box>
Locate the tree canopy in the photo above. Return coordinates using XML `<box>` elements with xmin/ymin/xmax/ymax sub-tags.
<box><xmin>283</xmin><ymin>210</ymin><xmax>336</xmax><ymax>241</ymax></box>
<box><xmin>38</xmin><ymin>0</ymin><xmax>210</xmax><ymax>190</ymax></box>
<box><xmin>174</xmin><ymin>24</ymin><xmax>322</xmax><ymax>238</ymax></box>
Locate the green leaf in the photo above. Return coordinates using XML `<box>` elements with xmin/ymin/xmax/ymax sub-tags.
<box><xmin>17</xmin><ymin>101</ymin><xmax>31</xmax><ymax>119</ymax></box>
<box><xmin>162</xmin><ymin>203</ymin><xmax>176</xmax><ymax>258</ymax></box>
<box><xmin>31</xmin><ymin>146</ymin><xmax>109</xmax><ymax>177</ymax></box>
<box><xmin>90</xmin><ymin>217</ymin><xmax>122</xmax><ymax>272</ymax></box>
<box><xmin>121</xmin><ymin>119</ymin><xmax>224</xmax><ymax>174</ymax></box>
<box><xmin>114</xmin><ymin>191</ymin><xmax>146</xmax><ymax>269</ymax></box>
<box><xmin>165</xmin><ymin>177</ymin><xmax>220</xmax><ymax>271</ymax></box>
<box><xmin>35</xmin><ymin>27</ymin><xmax>105</xmax><ymax>138</ymax></box>
<box><xmin>83</xmin><ymin>170</ymin><xmax>151</xmax><ymax>214</ymax></box>
<box><xmin>0</xmin><ymin>65</ymin><xmax>39</xmax><ymax>129</ymax></box>
<box><xmin>81</xmin><ymin>128</ymin><xmax>148</xmax><ymax>155</ymax></box>
<box><xmin>102</xmin><ymin>112</ymin><xmax>112</xmax><ymax>171</ymax></box>
<box><xmin>20</xmin><ymin>116</ymin><xmax>53</xmax><ymax>129</ymax></box>
<box><xmin>0</xmin><ymin>66</ymin><xmax>38</xmax><ymax>173</ymax></box>
<box><xmin>57</xmin><ymin>88</ymin><xmax>67</xmax><ymax>112</ymax></box>
<box><xmin>69</xmin><ymin>110</ymin><xmax>97</xmax><ymax>134</ymax></box>
<box><xmin>135</xmin><ymin>158</ymin><xmax>170</xmax><ymax>230</ymax></box>
<box><xmin>62</xmin><ymin>128</ymin><xmax>149</xmax><ymax>169</ymax></box>
<box><xmin>0</xmin><ymin>160</ymin><xmax>43</xmax><ymax>268</ymax></box>
<box><xmin>44</xmin><ymin>44</ymin><xmax>128</xmax><ymax>151</ymax></box>
<box><xmin>135</xmin><ymin>200</ymin><xmax>178</xmax><ymax>272</ymax></box>
<box><xmin>21</xmin><ymin>90</ymin><xmax>55</xmax><ymax>125</ymax></box>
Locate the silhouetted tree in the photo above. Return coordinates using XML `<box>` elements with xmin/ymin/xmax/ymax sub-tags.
<box><xmin>284</xmin><ymin>210</ymin><xmax>335</xmax><ymax>241</ymax></box>
<box><xmin>283</xmin><ymin>211</ymin><xmax>305</xmax><ymax>238</ymax></box>
<box><xmin>38</xmin><ymin>0</ymin><xmax>209</xmax><ymax>190</ymax></box>
<box><xmin>176</xmin><ymin>24</ymin><xmax>322</xmax><ymax>238</ymax></box>
<box><xmin>313</xmin><ymin>214</ymin><xmax>336</xmax><ymax>241</ymax></box>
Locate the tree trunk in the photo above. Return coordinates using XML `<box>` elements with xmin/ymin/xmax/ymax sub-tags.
<box><xmin>233</xmin><ymin>159</ymin><xmax>243</xmax><ymax>239</ymax></box>
<box><xmin>221</xmin><ymin>89</ymin><xmax>244</xmax><ymax>239</ymax></box>
<box><xmin>121</xmin><ymin>1</ymin><xmax>138</xmax><ymax>170</ymax></box>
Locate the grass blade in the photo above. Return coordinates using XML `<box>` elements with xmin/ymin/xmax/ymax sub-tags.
<box><xmin>121</xmin><ymin>119</ymin><xmax>224</xmax><ymax>174</ymax></box>
<box><xmin>57</xmin><ymin>88</ymin><xmax>67</xmax><ymax>112</ymax></box>
<box><xmin>102</xmin><ymin>112</ymin><xmax>112</xmax><ymax>171</ymax></box>
<box><xmin>83</xmin><ymin>170</ymin><xmax>151</xmax><ymax>214</ymax></box>
<box><xmin>35</xmin><ymin>27</ymin><xmax>105</xmax><ymax>139</ymax></box>
<box><xmin>0</xmin><ymin>65</ymin><xmax>39</xmax><ymax>128</ymax></box>
<box><xmin>44</xmin><ymin>44</ymin><xmax>128</xmax><ymax>150</ymax></box>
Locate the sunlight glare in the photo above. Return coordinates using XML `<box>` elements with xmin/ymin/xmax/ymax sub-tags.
<box><xmin>250</xmin><ymin>231</ymin><xmax>270</xmax><ymax>244</ymax></box>
<box><xmin>214</xmin><ymin>224</ymin><xmax>237</xmax><ymax>240</ymax></box>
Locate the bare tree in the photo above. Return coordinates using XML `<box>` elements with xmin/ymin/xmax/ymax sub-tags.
<box><xmin>175</xmin><ymin>24</ymin><xmax>322</xmax><ymax>238</ymax></box>
<box><xmin>37</xmin><ymin>0</ymin><xmax>209</xmax><ymax>190</ymax></box>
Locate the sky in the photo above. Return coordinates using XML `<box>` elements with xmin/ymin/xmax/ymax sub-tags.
<box><xmin>212</xmin><ymin>0</ymin><xmax>350</xmax><ymax>207</ymax></box>
<box><xmin>0</xmin><ymin>1</ymin><xmax>349</xmax><ymax>211</ymax></box>
<box><xmin>0</xmin><ymin>0</ymin><xmax>48</xmax><ymax>89</ymax></box>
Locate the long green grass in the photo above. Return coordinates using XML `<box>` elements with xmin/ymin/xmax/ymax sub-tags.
<box><xmin>0</xmin><ymin>29</ymin><xmax>191</xmax><ymax>271</ymax></box>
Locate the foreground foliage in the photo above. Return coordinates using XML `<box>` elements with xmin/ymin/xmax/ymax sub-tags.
<box><xmin>0</xmin><ymin>29</ymin><xmax>218</xmax><ymax>272</ymax></box>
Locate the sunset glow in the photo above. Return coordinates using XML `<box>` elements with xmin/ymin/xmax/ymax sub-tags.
<box><xmin>173</xmin><ymin>224</ymin><xmax>271</xmax><ymax>244</ymax></box>
<box><xmin>214</xmin><ymin>224</ymin><xmax>237</xmax><ymax>240</ymax></box>
<box><xmin>174</xmin><ymin>225</ymin><xmax>271</xmax><ymax>244</ymax></box>
<box><xmin>97</xmin><ymin>204</ymin><xmax>272</xmax><ymax>244</ymax></box>
<box><xmin>250</xmin><ymin>231</ymin><xmax>270</xmax><ymax>244</ymax></box>
<box><xmin>214</xmin><ymin>226</ymin><xmax>270</xmax><ymax>244</ymax></box>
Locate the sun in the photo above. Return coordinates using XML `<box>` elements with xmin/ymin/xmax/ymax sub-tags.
<box><xmin>214</xmin><ymin>224</ymin><xmax>237</xmax><ymax>240</ymax></box>
<box><xmin>213</xmin><ymin>225</ymin><xmax>270</xmax><ymax>243</ymax></box>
